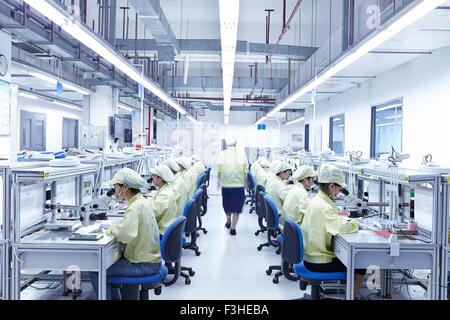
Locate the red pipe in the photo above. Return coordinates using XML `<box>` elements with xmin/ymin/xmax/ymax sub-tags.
<box><xmin>177</xmin><ymin>97</ymin><xmax>275</xmax><ymax>103</ymax></box>
<box><xmin>268</xmin><ymin>0</ymin><xmax>303</xmax><ymax>62</ymax></box>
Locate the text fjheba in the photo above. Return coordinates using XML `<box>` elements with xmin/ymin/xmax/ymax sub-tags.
<box><xmin>180</xmin><ymin>304</ymin><xmax>269</xmax><ymax>317</ymax></box>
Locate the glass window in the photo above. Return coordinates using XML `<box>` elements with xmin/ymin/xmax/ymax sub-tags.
<box><xmin>62</xmin><ymin>118</ymin><xmax>79</xmax><ymax>149</ymax></box>
<box><xmin>370</xmin><ymin>99</ymin><xmax>403</xmax><ymax>158</ymax></box>
<box><xmin>329</xmin><ymin>114</ymin><xmax>345</xmax><ymax>155</ymax></box>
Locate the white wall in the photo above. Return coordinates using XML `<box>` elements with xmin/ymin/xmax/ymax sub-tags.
<box><xmin>18</xmin><ymin>96</ymin><xmax>82</xmax><ymax>152</ymax></box>
<box><xmin>157</xmin><ymin>109</ymin><xmax>301</xmax><ymax>165</ymax></box>
<box><xmin>90</xmin><ymin>86</ymin><xmax>116</xmax><ymax>149</ymax></box>
<box><xmin>307</xmin><ymin>45</ymin><xmax>450</xmax><ymax>168</ymax></box>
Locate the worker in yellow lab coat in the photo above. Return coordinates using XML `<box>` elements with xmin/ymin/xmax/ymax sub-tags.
<box><xmin>163</xmin><ymin>159</ymin><xmax>189</xmax><ymax>216</ymax></box>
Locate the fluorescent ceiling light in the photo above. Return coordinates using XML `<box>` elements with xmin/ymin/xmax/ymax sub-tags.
<box><xmin>23</xmin><ymin>0</ymin><xmax>190</xmax><ymax>120</ymax></box>
<box><xmin>186</xmin><ymin>115</ymin><xmax>197</xmax><ymax>123</ymax></box>
<box><xmin>53</xmin><ymin>100</ymin><xmax>83</xmax><ymax>111</ymax></box>
<box><xmin>118</xmin><ymin>104</ymin><xmax>133</xmax><ymax>112</ymax></box>
<box><xmin>219</xmin><ymin>0</ymin><xmax>239</xmax><ymax>124</ymax></box>
<box><xmin>258</xmin><ymin>0</ymin><xmax>446</xmax><ymax>123</ymax></box>
<box><xmin>29</xmin><ymin>71</ymin><xmax>90</xmax><ymax>96</ymax></box>
<box><xmin>286</xmin><ymin>117</ymin><xmax>305</xmax><ymax>126</ymax></box>
<box><xmin>18</xmin><ymin>91</ymin><xmax>38</xmax><ymax>100</ymax></box>
<box><xmin>154</xmin><ymin>117</ymin><xmax>163</xmax><ymax>122</ymax></box>
<box><xmin>255</xmin><ymin>116</ymin><xmax>268</xmax><ymax>126</ymax></box>
<box><xmin>332</xmin><ymin>117</ymin><xmax>342</xmax><ymax>122</ymax></box>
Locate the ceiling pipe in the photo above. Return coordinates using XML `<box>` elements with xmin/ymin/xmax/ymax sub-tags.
<box><xmin>176</xmin><ymin>96</ymin><xmax>276</xmax><ymax>103</ymax></box>
<box><xmin>268</xmin><ymin>0</ymin><xmax>303</xmax><ymax>63</ymax></box>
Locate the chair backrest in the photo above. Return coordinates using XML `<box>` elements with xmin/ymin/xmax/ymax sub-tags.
<box><xmin>247</xmin><ymin>172</ymin><xmax>256</xmax><ymax>191</ymax></box>
<box><xmin>183</xmin><ymin>199</ymin><xmax>197</xmax><ymax>233</ymax></box>
<box><xmin>263</xmin><ymin>194</ymin><xmax>279</xmax><ymax>230</ymax></box>
<box><xmin>161</xmin><ymin>216</ymin><xmax>187</xmax><ymax>263</ymax></box>
<box><xmin>205</xmin><ymin>167</ymin><xmax>211</xmax><ymax>183</ymax></box>
<box><xmin>197</xmin><ymin>172</ymin><xmax>206</xmax><ymax>189</ymax></box>
<box><xmin>256</xmin><ymin>190</ymin><xmax>266</xmax><ymax>218</ymax></box>
<box><xmin>193</xmin><ymin>188</ymin><xmax>203</xmax><ymax>217</ymax></box>
<box><xmin>282</xmin><ymin>219</ymin><xmax>304</xmax><ymax>265</ymax></box>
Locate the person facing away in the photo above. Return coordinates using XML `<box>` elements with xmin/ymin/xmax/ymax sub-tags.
<box><xmin>281</xmin><ymin>165</ymin><xmax>316</xmax><ymax>228</ymax></box>
<box><xmin>216</xmin><ymin>136</ymin><xmax>248</xmax><ymax>236</ymax></box>
<box><xmin>90</xmin><ymin>168</ymin><xmax>161</xmax><ymax>300</ymax></box>
<box><xmin>265</xmin><ymin>161</ymin><xmax>293</xmax><ymax>232</ymax></box>
<box><xmin>148</xmin><ymin>164</ymin><xmax>178</xmax><ymax>236</ymax></box>
<box><xmin>300</xmin><ymin>164</ymin><xmax>366</xmax><ymax>299</ymax></box>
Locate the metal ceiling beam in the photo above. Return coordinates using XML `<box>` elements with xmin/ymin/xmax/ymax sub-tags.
<box><xmin>169</xmin><ymin>76</ymin><xmax>287</xmax><ymax>91</ymax></box>
<box><xmin>127</xmin><ymin>0</ymin><xmax>179</xmax><ymax>62</ymax></box>
<box><xmin>115</xmin><ymin>39</ymin><xmax>318</xmax><ymax>60</ymax></box>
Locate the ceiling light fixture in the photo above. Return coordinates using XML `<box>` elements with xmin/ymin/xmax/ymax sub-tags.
<box><xmin>118</xmin><ymin>104</ymin><xmax>133</xmax><ymax>112</ymax></box>
<box><xmin>256</xmin><ymin>0</ymin><xmax>446</xmax><ymax>124</ymax></box>
<box><xmin>53</xmin><ymin>100</ymin><xmax>83</xmax><ymax>111</ymax></box>
<box><xmin>23</xmin><ymin>0</ymin><xmax>191</xmax><ymax>120</ymax></box>
<box><xmin>18</xmin><ymin>91</ymin><xmax>38</xmax><ymax>100</ymax></box>
<box><xmin>29</xmin><ymin>71</ymin><xmax>91</xmax><ymax>96</ymax></box>
<box><xmin>219</xmin><ymin>0</ymin><xmax>239</xmax><ymax>124</ymax></box>
<box><xmin>286</xmin><ymin>116</ymin><xmax>305</xmax><ymax>126</ymax></box>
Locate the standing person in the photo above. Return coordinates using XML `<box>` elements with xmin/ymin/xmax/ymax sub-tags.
<box><xmin>90</xmin><ymin>168</ymin><xmax>161</xmax><ymax>300</ymax></box>
<box><xmin>282</xmin><ymin>165</ymin><xmax>316</xmax><ymax>227</ymax></box>
<box><xmin>301</xmin><ymin>164</ymin><xmax>365</xmax><ymax>299</ymax></box>
<box><xmin>216</xmin><ymin>136</ymin><xmax>248</xmax><ymax>236</ymax></box>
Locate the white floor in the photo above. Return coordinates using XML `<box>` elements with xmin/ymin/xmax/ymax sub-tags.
<box><xmin>20</xmin><ymin>173</ymin><xmax>429</xmax><ymax>300</ymax></box>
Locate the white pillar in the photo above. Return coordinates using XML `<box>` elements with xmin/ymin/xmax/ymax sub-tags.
<box><xmin>89</xmin><ymin>86</ymin><xmax>116</xmax><ymax>149</ymax></box>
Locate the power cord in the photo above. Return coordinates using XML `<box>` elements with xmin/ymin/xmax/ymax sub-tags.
<box><xmin>392</xmin><ymin>225</ymin><xmax>432</xmax><ymax>243</ymax></box>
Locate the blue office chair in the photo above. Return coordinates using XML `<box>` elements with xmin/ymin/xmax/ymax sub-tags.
<box><xmin>254</xmin><ymin>187</ymin><xmax>267</xmax><ymax>236</ymax></box>
<box><xmin>266</xmin><ymin>230</ymin><xmax>298</xmax><ymax>284</ymax></box>
<box><xmin>107</xmin><ymin>217</ymin><xmax>187</xmax><ymax>300</ymax></box>
<box><xmin>194</xmin><ymin>187</ymin><xmax>207</xmax><ymax>235</ymax></box>
<box><xmin>245</xmin><ymin>172</ymin><xmax>256</xmax><ymax>214</ymax></box>
<box><xmin>204</xmin><ymin>167</ymin><xmax>211</xmax><ymax>187</ymax></box>
<box><xmin>197</xmin><ymin>172</ymin><xmax>207</xmax><ymax>189</ymax></box>
<box><xmin>282</xmin><ymin>219</ymin><xmax>347</xmax><ymax>300</ymax></box>
<box><xmin>200</xmin><ymin>182</ymin><xmax>209</xmax><ymax>217</ymax></box>
<box><xmin>158</xmin><ymin>216</ymin><xmax>192</xmax><ymax>286</ymax></box>
<box><xmin>183</xmin><ymin>197</ymin><xmax>201</xmax><ymax>256</ymax></box>
<box><xmin>257</xmin><ymin>194</ymin><xmax>281</xmax><ymax>252</ymax></box>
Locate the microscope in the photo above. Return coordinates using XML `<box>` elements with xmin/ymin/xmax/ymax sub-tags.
<box><xmin>79</xmin><ymin>188</ymin><xmax>116</xmax><ymax>225</ymax></box>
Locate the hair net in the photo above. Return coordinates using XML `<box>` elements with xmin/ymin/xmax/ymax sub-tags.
<box><xmin>191</xmin><ymin>155</ymin><xmax>201</xmax><ymax>162</ymax></box>
<box><xmin>163</xmin><ymin>159</ymin><xmax>181</xmax><ymax>173</ymax></box>
<box><xmin>175</xmin><ymin>157</ymin><xmax>192</xmax><ymax>170</ymax></box>
<box><xmin>225</xmin><ymin>136</ymin><xmax>237</xmax><ymax>146</ymax></box>
<box><xmin>317</xmin><ymin>164</ymin><xmax>347</xmax><ymax>188</ymax></box>
<box><xmin>292</xmin><ymin>165</ymin><xmax>316</xmax><ymax>182</ymax></box>
<box><xmin>258</xmin><ymin>158</ymin><xmax>271</xmax><ymax>168</ymax></box>
<box><xmin>149</xmin><ymin>164</ymin><xmax>176</xmax><ymax>183</ymax></box>
<box><xmin>109</xmin><ymin>168</ymin><xmax>148</xmax><ymax>190</ymax></box>
<box><xmin>272</xmin><ymin>162</ymin><xmax>293</xmax><ymax>175</ymax></box>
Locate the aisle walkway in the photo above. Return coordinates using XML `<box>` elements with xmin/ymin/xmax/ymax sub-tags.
<box><xmin>153</xmin><ymin>174</ymin><xmax>302</xmax><ymax>299</ymax></box>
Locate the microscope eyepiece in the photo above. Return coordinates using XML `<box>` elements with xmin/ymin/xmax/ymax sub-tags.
<box><xmin>106</xmin><ymin>188</ymin><xmax>115</xmax><ymax>197</ymax></box>
<box><xmin>341</xmin><ymin>188</ymin><xmax>350</xmax><ymax>196</ymax></box>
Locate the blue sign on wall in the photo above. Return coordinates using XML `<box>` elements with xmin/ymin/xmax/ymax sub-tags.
<box><xmin>257</xmin><ymin>124</ymin><xmax>266</xmax><ymax>131</ymax></box>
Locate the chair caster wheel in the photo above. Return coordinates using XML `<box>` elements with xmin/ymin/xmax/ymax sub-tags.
<box><xmin>257</xmin><ymin>246</ymin><xmax>262</xmax><ymax>251</ymax></box>
<box><xmin>154</xmin><ymin>287</ymin><xmax>162</xmax><ymax>295</ymax></box>
<box><xmin>204</xmin><ymin>231</ymin><xmax>208</xmax><ymax>234</ymax></box>
<box><xmin>185</xmin><ymin>279</ymin><xmax>191</xmax><ymax>285</ymax></box>
<box><xmin>189</xmin><ymin>271</ymin><xmax>195</xmax><ymax>276</ymax></box>
<box><xmin>255</xmin><ymin>232</ymin><xmax>258</xmax><ymax>236</ymax></box>
<box><xmin>195</xmin><ymin>251</ymin><xmax>201</xmax><ymax>256</ymax></box>
<box><xmin>266</xmin><ymin>270</ymin><xmax>271</xmax><ymax>276</ymax></box>
<box><xmin>273</xmin><ymin>278</ymin><xmax>279</xmax><ymax>284</ymax></box>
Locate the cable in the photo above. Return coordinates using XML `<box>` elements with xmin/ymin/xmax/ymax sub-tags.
<box><xmin>404</xmin><ymin>277</ymin><xmax>413</xmax><ymax>300</ymax></box>
<box><xmin>392</xmin><ymin>225</ymin><xmax>432</xmax><ymax>243</ymax></box>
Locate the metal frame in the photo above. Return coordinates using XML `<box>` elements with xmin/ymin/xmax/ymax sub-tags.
<box><xmin>312</xmin><ymin>159</ymin><xmax>442</xmax><ymax>299</ymax></box>
<box><xmin>440</xmin><ymin>176</ymin><xmax>449</xmax><ymax>300</ymax></box>
<box><xmin>334</xmin><ymin>232</ymin><xmax>438</xmax><ymax>300</ymax></box>
<box><xmin>9</xmin><ymin>164</ymin><xmax>124</xmax><ymax>300</ymax></box>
